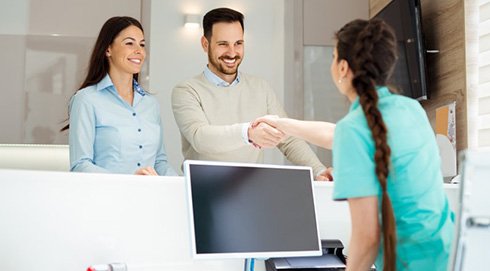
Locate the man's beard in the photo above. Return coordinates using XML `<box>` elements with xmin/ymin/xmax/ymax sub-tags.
<box><xmin>208</xmin><ymin>51</ymin><xmax>242</xmax><ymax>75</ymax></box>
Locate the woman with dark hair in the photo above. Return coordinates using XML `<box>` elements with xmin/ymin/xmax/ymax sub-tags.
<box><xmin>253</xmin><ymin>18</ymin><xmax>453</xmax><ymax>270</ymax></box>
<box><xmin>62</xmin><ymin>16</ymin><xmax>176</xmax><ymax>176</ymax></box>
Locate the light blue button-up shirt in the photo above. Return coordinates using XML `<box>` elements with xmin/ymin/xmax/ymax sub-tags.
<box><xmin>203</xmin><ymin>65</ymin><xmax>240</xmax><ymax>87</ymax></box>
<box><xmin>69</xmin><ymin>74</ymin><xmax>176</xmax><ymax>176</ymax></box>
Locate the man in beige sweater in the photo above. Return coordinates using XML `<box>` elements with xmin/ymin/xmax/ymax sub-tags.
<box><xmin>172</xmin><ymin>7</ymin><xmax>332</xmax><ymax>180</ymax></box>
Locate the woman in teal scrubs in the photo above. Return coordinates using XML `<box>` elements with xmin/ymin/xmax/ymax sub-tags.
<box><xmin>253</xmin><ymin>19</ymin><xmax>453</xmax><ymax>271</ymax></box>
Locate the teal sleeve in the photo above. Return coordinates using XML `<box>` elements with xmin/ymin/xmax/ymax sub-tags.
<box><xmin>332</xmin><ymin>120</ymin><xmax>380</xmax><ymax>200</ymax></box>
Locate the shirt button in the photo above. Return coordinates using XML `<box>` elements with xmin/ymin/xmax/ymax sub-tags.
<box><xmin>137</xmin><ymin>163</ymin><xmax>141</xmax><ymax>167</ymax></box>
<box><xmin>139</xmin><ymin>145</ymin><xmax>143</xmax><ymax>149</ymax></box>
<box><xmin>132</xmin><ymin>113</ymin><xmax>136</xmax><ymax>116</ymax></box>
<box><xmin>138</xmin><ymin>128</ymin><xmax>141</xmax><ymax>132</ymax></box>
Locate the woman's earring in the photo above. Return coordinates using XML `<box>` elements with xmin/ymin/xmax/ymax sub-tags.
<box><xmin>338</xmin><ymin>78</ymin><xmax>342</xmax><ymax>84</ymax></box>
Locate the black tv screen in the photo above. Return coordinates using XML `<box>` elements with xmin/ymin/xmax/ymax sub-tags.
<box><xmin>184</xmin><ymin>160</ymin><xmax>322</xmax><ymax>259</ymax></box>
<box><xmin>375</xmin><ymin>0</ymin><xmax>428</xmax><ymax>100</ymax></box>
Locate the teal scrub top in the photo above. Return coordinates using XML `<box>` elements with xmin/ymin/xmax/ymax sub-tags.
<box><xmin>332</xmin><ymin>86</ymin><xmax>454</xmax><ymax>271</ymax></box>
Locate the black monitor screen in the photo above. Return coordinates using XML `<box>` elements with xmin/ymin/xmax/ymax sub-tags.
<box><xmin>375</xmin><ymin>0</ymin><xmax>428</xmax><ymax>100</ymax></box>
<box><xmin>184</xmin><ymin>161</ymin><xmax>321</xmax><ymax>259</ymax></box>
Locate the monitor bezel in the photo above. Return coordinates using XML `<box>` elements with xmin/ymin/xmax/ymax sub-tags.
<box><xmin>183</xmin><ymin>160</ymin><xmax>323</xmax><ymax>259</ymax></box>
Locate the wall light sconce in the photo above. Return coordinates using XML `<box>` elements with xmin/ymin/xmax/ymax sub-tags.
<box><xmin>184</xmin><ymin>14</ymin><xmax>200</xmax><ymax>29</ymax></box>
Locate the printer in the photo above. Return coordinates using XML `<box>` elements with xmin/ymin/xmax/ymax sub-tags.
<box><xmin>266</xmin><ymin>240</ymin><xmax>375</xmax><ymax>271</ymax></box>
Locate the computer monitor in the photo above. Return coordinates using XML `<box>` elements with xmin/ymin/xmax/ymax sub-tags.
<box><xmin>374</xmin><ymin>0</ymin><xmax>429</xmax><ymax>100</ymax></box>
<box><xmin>184</xmin><ymin>160</ymin><xmax>322</xmax><ymax>259</ymax></box>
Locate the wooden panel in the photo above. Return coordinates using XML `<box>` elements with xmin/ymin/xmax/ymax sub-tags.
<box><xmin>369</xmin><ymin>0</ymin><xmax>468</xmax><ymax>152</ymax></box>
<box><xmin>419</xmin><ymin>0</ymin><xmax>467</xmax><ymax>152</ymax></box>
<box><xmin>369</xmin><ymin>0</ymin><xmax>391</xmax><ymax>17</ymax></box>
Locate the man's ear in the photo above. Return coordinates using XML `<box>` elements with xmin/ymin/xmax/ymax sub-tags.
<box><xmin>201</xmin><ymin>36</ymin><xmax>209</xmax><ymax>53</ymax></box>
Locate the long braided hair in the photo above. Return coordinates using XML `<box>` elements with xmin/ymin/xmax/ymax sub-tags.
<box><xmin>336</xmin><ymin>19</ymin><xmax>398</xmax><ymax>270</ymax></box>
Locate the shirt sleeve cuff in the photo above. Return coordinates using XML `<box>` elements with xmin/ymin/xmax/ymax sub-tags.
<box><xmin>241</xmin><ymin>122</ymin><xmax>253</xmax><ymax>145</ymax></box>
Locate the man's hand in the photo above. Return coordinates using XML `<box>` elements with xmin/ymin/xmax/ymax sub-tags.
<box><xmin>248</xmin><ymin>122</ymin><xmax>287</xmax><ymax>148</ymax></box>
<box><xmin>315</xmin><ymin>167</ymin><xmax>333</xmax><ymax>181</ymax></box>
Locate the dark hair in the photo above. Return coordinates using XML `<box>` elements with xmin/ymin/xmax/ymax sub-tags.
<box><xmin>203</xmin><ymin>7</ymin><xmax>244</xmax><ymax>40</ymax></box>
<box><xmin>61</xmin><ymin>16</ymin><xmax>144</xmax><ymax>131</ymax></box>
<box><xmin>336</xmin><ymin>19</ymin><xmax>398</xmax><ymax>271</ymax></box>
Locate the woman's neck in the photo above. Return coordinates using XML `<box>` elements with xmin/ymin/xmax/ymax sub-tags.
<box><xmin>344</xmin><ymin>85</ymin><xmax>357</xmax><ymax>103</ymax></box>
<box><xmin>109</xmin><ymin>71</ymin><xmax>133</xmax><ymax>92</ymax></box>
<box><xmin>109</xmin><ymin>70</ymin><xmax>134</xmax><ymax>104</ymax></box>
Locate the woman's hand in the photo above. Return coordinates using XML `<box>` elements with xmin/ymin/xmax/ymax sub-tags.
<box><xmin>251</xmin><ymin>115</ymin><xmax>282</xmax><ymax>130</ymax></box>
<box><xmin>248</xmin><ymin>121</ymin><xmax>287</xmax><ymax>149</ymax></box>
<box><xmin>135</xmin><ymin>166</ymin><xmax>158</xmax><ymax>176</ymax></box>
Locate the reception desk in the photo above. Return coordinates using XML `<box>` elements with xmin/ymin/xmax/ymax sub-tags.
<box><xmin>0</xmin><ymin>170</ymin><xmax>460</xmax><ymax>271</ymax></box>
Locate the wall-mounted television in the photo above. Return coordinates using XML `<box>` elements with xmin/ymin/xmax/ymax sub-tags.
<box><xmin>184</xmin><ymin>160</ymin><xmax>322</xmax><ymax>259</ymax></box>
<box><xmin>375</xmin><ymin>0</ymin><xmax>429</xmax><ymax>100</ymax></box>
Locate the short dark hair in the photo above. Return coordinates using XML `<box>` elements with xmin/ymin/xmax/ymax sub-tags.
<box><xmin>203</xmin><ymin>7</ymin><xmax>244</xmax><ymax>40</ymax></box>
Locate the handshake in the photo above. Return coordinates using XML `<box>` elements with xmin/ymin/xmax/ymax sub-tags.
<box><xmin>248</xmin><ymin>115</ymin><xmax>334</xmax><ymax>181</ymax></box>
<box><xmin>247</xmin><ymin>115</ymin><xmax>287</xmax><ymax>149</ymax></box>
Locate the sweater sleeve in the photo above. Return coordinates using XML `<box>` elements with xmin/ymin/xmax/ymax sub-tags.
<box><xmin>264</xmin><ymin>82</ymin><xmax>327</xmax><ymax>176</ymax></box>
<box><xmin>171</xmin><ymin>81</ymin><xmax>247</xmax><ymax>155</ymax></box>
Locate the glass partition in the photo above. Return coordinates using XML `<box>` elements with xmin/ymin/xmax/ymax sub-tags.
<box><xmin>303</xmin><ymin>45</ymin><xmax>350</xmax><ymax>166</ymax></box>
<box><xmin>0</xmin><ymin>0</ymin><xmax>141</xmax><ymax>144</ymax></box>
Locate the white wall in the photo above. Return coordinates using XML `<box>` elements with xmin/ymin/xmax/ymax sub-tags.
<box><xmin>303</xmin><ymin>0</ymin><xmax>369</xmax><ymax>46</ymax></box>
<box><xmin>146</xmin><ymin>0</ymin><xmax>286</xmax><ymax>173</ymax></box>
